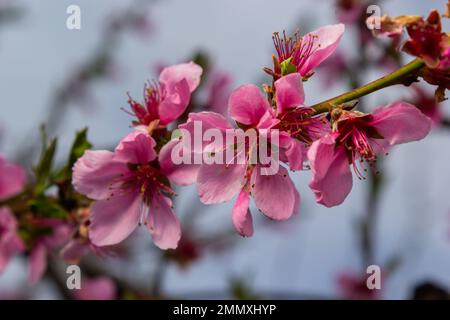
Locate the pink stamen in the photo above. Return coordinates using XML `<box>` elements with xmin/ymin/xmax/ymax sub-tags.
<box><xmin>273</xmin><ymin>31</ymin><xmax>320</xmax><ymax>70</ymax></box>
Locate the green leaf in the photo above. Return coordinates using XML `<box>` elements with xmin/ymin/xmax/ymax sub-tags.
<box><xmin>229</xmin><ymin>278</ymin><xmax>261</xmax><ymax>300</ymax></box>
<box><xmin>68</xmin><ymin>128</ymin><xmax>92</xmax><ymax>170</ymax></box>
<box><xmin>28</xmin><ymin>196</ymin><xmax>68</xmax><ymax>219</ymax></box>
<box><xmin>34</xmin><ymin>131</ymin><xmax>57</xmax><ymax>195</ymax></box>
<box><xmin>192</xmin><ymin>51</ymin><xmax>210</xmax><ymax>74</ymax></box>
<box><xmin>280</xmin><ymin>57</ymin><xmax>297</xmax><ymax>76</ymax></box>
<box><xmin>54</xmin><ymin>128</ymin><xmax>92</xmax><ymax>182</ymax></box>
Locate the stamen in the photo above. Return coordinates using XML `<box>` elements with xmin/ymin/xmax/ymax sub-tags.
<box><xmin>277</xmin><ymin>107</ymin><xmax>325</xmax><ymax>144</ymax></box>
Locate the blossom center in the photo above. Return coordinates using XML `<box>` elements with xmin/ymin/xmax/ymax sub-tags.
<box><xmin>273</xmin><ymin>31</ymin><xmax>319</xmax><ymax>70</ymax></box>
<box><xmin>277</xmin><ymin>107</ymin><xmax>327</xmax><ymax>144</ymax></box>
<box><xmin>124</xmin><ymin>82</ymin><xmax>164</xmax><ymax>126</ymax></box>
<box><xmin>108</xmin><ymin>163</ymin><xmax>174</xmax><ymax>204</ymax></box>
<box><xmin>335</xmin><ymin>114</ymin><xmax>385</xmax><ymax>179</ymax></box>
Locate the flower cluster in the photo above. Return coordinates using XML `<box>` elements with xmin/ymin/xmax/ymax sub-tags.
<box><xmin>371</xmin><ymin>5</ymin><xmax>450</xmax><ymax>99</ymax></box>
<box><xmin>0</xmin><ymin>13</ymin><xmax>444</xmax><ymax>286</ymax></box>
<box><xmin>72</xmin><ymin>23</ymin><xmax>432</xmax><ymax>251</ymax></box>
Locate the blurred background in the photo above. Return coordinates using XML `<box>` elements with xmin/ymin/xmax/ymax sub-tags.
<box><xmin>0</xmin><ymin>0</ymin><xmax>450</xmax><ymax>299</ymax></box>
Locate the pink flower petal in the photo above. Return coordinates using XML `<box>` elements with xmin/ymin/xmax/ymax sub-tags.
<box><xmin>284</xmin><ymin>137</ymin><xmax>305</xmax><ymax>171</ymax></box>
<box><xmin>308</xmin><ymin>134</ymin><xmax>353</xmax><ymax>207</ymax></box>
<box><xmin>197</xmin><ymin>163</ymin><xmax>247</xmax><ymax>204</ymax></box>
<box><xmin>0</xmin><ymin>207</ymin><xmax>24</xmax><ymax>273</ymax></box>
<box><xmin>228</xmin><ymin>84</ymin><xmax>270</xmax><ymax>125</ymax></box>
<box><xmin>158</xmin><ymin>79</ymin><xmax>191</xmax><ymax>125</ymax></box>
<box><xmin>61</xmin><ymin>240</ymin><xmax>90</xmax><ymax>264</ymax></box>
<box><xmin>182</xmin><ymin>112</ymin><xmax>233</xmax><ymax>131</ymax></box>
<box><xmin>73</xmin><ymin>150</ymin><xmax>126</xmax><ymax>201</ymax></box>
<box><xmin>0</xmin><ymin>156</ymin><xmax>26</xmax><ymax>200</ymax></box>
<box><xmin>29</xmin><ymin>242</ymin><xmax>47</xmax><ymax>285</ymax></box>
<box><xmin>179</xmin><ymin>111</ymin><xmax>232</xmax><ymax>154</ymax></box>
<box><xmin>40</xmin><ymin>219</ymin><xmax>71</xmax><ymax>248</ymax></box>
<box><xmin>75</xmin><ymin>277</ymin><xmax>117</xmax><ymax>300</ymax></box>
<box><xmin>257</xmin><ymin>110</ymin><xmax>280</xmax><ymax>129</ymax></box>
<box><xmin>370</xmin><ymin>102</ymin><xmax>432</xmax><ymax>146</ymax></box>
<box><xmin>157</xmin><ymin>62</ymin><xmax>202</xmax><ymax>125</ymax></box>
<box><xmin>298</xmin><ymin>24</ymin><xmax>345</xmax><ymax>76</ymax></box>
<box><xmin>147</xmin><ymin>194</ymin><xmax>181</xmax><ymax>250</ymax></box>
<box><xmin>114</xmin><ymin>131</ymin><xmax>157</xmax><ymax>164</ymax></box>
<box><xmin>251</xmin><ymin>165</ymin><xmax>296</xmax><ymax>220</ymax></box>
<box><xmin>274</xmin><ymin>73</ymin><xmax>305</xmax><ymax>114</ymax></box>
<box><xmin>232</xmin><ymin>190</ymin><xmax>254</xmax><ymax>237</ymax></box>
<box><xmin>159</xmin><ymin>140</ymin><xmax>200</xmax><ymax>186</ymax></box>
<box><xmin>159</xmin><ymin>61</ymin><xmax>203</xmax><ymax>93</ymax></box>
<box><xmin>205</xmin><ymin>71</ymin><xmax>233</xmax><ymax>115</ymax></box>
<box><xmin>89</xmin><ymin>192</ymin><xmax>142</xmax><ymax>246</ymax></box>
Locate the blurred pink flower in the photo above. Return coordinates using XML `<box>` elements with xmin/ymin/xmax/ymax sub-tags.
<box><xmin>74</xmin><ymin>277</ymin><xmax>117</xmax><ymax>300</ymax></box>
<box><xmin>317</xmin><ymin>50</ymin><xmax>348</xmax><ymax>87</ymax></box>
<box><xmin>409</xmin><ymin>86</ymin><xmax>442</xmax><ymax>125</ymax></box>
<box><xmin>126</xmin><ymin>62</ymin><xmax>203</xmax><ymax>127</ymax></box>
<box><xmin>73</xmin><ymin>131</ymin><xmax>181</xmax><ymax>249</ymax></box>
<box><xmin>0</xmin><ymin>155</ymin><xmax>26</xmax><ymax>200</ymax></box>
<box><xmin>166</xmin><ymin>232</ymin><xmax>202</xmax><ymax>269</ymax></box>
<box><xmin>61</xmin><ymin>238</ymin><xmax>92</xmax><ymax>264</ymax></box>
<box><xmin>28</xmin><ymin>218</ymin><xmax>71</xmax><ymax>284</ymax></box>
<box><xmin>337</xmin><ymin>272</ymin><xmax>380</xmax><ymax>300</ymax></box>
<box><xmin>0</xmin><ymin>207</ymin><xmax>24</xmax><ymax>273</ymax></box>
<box><xmin>308</xmin><ymin>102</ymin><xmax>432</xmax><ymax>207</ymax></box>
<box><xmin>205</xmin><ymin>70</ymin><xmax>233</xmax><ymax>116</ymax></box>
<box><xmin>61</xmin><ymin>209</ymin><xmax>111</xmax><ymax>264</ymax></box>
<box><xmin>0</xmin><ymin>156</ymin><xmax>26</xmax><ymax>274</ymax></box>
<box><xmin>335</xmin><ymin>0</ymin><xmax>365</xmax><ymax>24</ymax></box>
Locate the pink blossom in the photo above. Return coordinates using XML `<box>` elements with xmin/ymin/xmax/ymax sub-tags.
<box><xmin>272</xmin><ymin>73</ymin><xmax>329</xmax><ymax>171</ymax></box>
<box><xmin>272</xmin><ymin>24</ymin><xmax>345</xmax><ymax>78</ymax></box>
<box><xmin>337</xmin><ymin>272</ymin><xmax>380</xmax><ymax>300</ymax></box>
<box><xmin>126</xmin><ymin>62</ymin><xmax>203</xmax><ymax>128</ymax></box>
<box><xmin>28</xmin><ymin>218</ymin><xmax>71</xmax><ymax>284</ymax></box>
<box><xmin>61</xmin><ymin>209</ymin><xmax>109</xmax><ymax>264</ymax></box>
<box><xmin>172</xmin><ymin>82</ymin><xmax>301</xmax><ymax>236</ymax></box>
<box><xmin>409</xmin><ymin>85</ymin><xmax>442</xmax><ymax>125</ymax></box>
<box><xmin>317</xmin><ymin>50</ymin><xmax>349</xmax><ymax>87</ymax></box>
<box><xmin>74</xmin><ymin>277</ymin><xmax>117</xmax><ymax>300</ymax></box>
<box><xmin>164</xmin><ymin>73</ymin><xmax>330</xmax><ymax>235</ymax></box>
<box><xmin>0</xmin><ymin>155</ymin><xmax>26</xmax><ymax>200</ymax></box>
<box><xmin>0</xmin><ymin>156</ymin><xmax>26</xmax><ymax>274</ymax></box>
<box><xmin>335</xmin><ymin>0</ymin><xmax>365</xmax><ymax>24</ymax></box>
<box><xmin>308</xmin><ymin>102</ymin><xmax>432</xmax><ymax>207</ymax></box>
<box><xmin>61</xmin><ymin>238</ymin><xmax>92</xmax><ymax>264</ymax></box>
<box><xmin>0</xmin><ymin>207</ymin><xmax>24</xmax><ymax>274</ymax></box>
<box><xmin>73</xmin><ymin>131</ymin><xmax>181</xmax><ymax>249</ymax></box>
<box><xmin>205</xmin><ymin>70</ymin><xmax>233</xmax><ymax>116</ymax></box>
<box><xmin>166</xmin><ymin>232</ymin><xmax>202</xmax><ymax>269</ymax></box>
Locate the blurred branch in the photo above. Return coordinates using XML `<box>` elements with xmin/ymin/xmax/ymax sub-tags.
<box><xmin>15</xmin><ymin>0</ymin><xmax>158</xmax><ymax>166</ymax></box>
<box><xmin>0</xmin><ymin>3</ymin><xmax>23</xmax><ymax>28</ymax></box>
<box><xmin>440</xmin><ymin>118</ymin><xmax>450</xmax><ymax>129</ymax></box>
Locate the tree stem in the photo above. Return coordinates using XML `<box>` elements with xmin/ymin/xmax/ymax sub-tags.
<box><xmin>311</xmin><ymin>58</ymin><xmax>425</xmax><ymax>114</ymax></box>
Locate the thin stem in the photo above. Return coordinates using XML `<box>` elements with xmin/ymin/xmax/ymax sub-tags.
<box><xmin>311</xmin><ymin>59</ymin><xmax>425</xmax><ymax>114</ymax></box>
